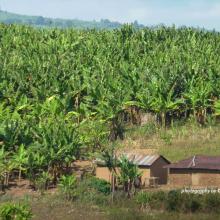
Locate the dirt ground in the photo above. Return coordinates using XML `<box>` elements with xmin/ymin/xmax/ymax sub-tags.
<box><xmin>1</xmin><ymin>179</ymin><xmax>58</xmax><ymax>199</ymax></box>
<box><xmin>0</xmin><ymin>157</ymin><xmax>174</xmax><ymax>199</ymax></box>
<box><xmin>0</xmin><ymin>160</ymin><xmax>93</xmax><ymax>198</ymax></box>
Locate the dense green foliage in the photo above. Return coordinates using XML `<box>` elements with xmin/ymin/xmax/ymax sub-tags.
<box><xmin>0</xmin><ymin>10</ymin><xmax>143</xmax><ymax>29</ymax></box>
<box><xmin>86</xmin><ymin>177</ymin><xmax>111</xmax><ymax>195</ymax></box>
<box><xmin>0</xmin><ymin>203</ymin><xmax>32</xmax><ymax>220</ymax></box>
<box><xmin>0</xmin><ymin>24</ymin><xmax>220</xmax><ymax>188</ymax></box>
<box><xmin>63</xmin><ymin>176</ymin><xmax>111</xmax><ymax>206</ymax></box>
<box><xmin>117</xmin><ymin>156</ymin><xmax>141</xmax><ymax>196</ymax></box>
<box><xmin>58</xmin><ymin>175</ymin><xmax>78</xmax><ymax>200</ymax></box>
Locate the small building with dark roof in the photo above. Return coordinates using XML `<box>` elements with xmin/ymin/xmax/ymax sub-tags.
<box><xmin>95</xmin><ymin>154</ymin><xmax>170</xmax><ymax>186</ymax></box>
<box><xmin>165</xmin><ymin>155</ymin><xmax>220</xmax><ymax>187</ymax></box>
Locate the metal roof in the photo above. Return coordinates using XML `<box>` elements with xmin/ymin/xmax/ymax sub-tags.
<box><xmin>164</xmin><ymin>155</ymin><xmax>220</xmax><ymax>170</ymax></box>
<box><xmin>95</xmin><ymin>154</ymin><xmax>169</xmax><ymax>167</ymax></box>
<box><xmin>119</xmin><ymin>153</ymin><xmax>161</xmax><ymax>166</ymax></box>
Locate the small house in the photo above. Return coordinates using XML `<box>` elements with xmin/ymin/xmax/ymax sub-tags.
<box><xmin>95</xmin><ymin>154</ymin><xmax>170</xmax><ymax>186</ymax></box>
<box><xmin>165</xmin><ymin>155</ymin><xmax>220</xmax><ymax>187</ymax></box>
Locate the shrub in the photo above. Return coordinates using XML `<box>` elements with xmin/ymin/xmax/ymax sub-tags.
<box><xmin>204</xmin><ymin>193</ymin><xmax>220</xmax><ymax>212</ymax></box>
<box><xmin>135</xmin><ymin>191</ymin><xmax>167</xmax><ymax>210</ymax></box>
<box><xmin>58</xmin><ymin>175</ymin><xmax>77</xmax><ymax>201</ymax></box>
<box><xmin>150</xmin><ymin>191</ymin><xmax>167</xmax><ymax>209</ymax></box>
<box><xmin>87</xmin><ymin>177</ymin><xmax>111</xmax><ymax>195</ymax></box>
<box><xmin>151</xmin><ymin>191</ymin><xmax>166</xmax><ymax>202</ymax></box>
<box><xmin>34</xmin><ymin>171</ymin><xmax>52</xmax><ymax>194</ymax></box>
<box><xmin>166</xmin><ymin>190</ymin><xmax>182</xmax><ymax>212</ymax></box>
<box><xmin>73</xmin><ymin>177</ymin><xmax>111</xmax><ymax>206</ymax></box>
<box><xmin>135</xmin><ymin>190</ymin><xmax>220</xmax><ymax>213</ymax></box>
<box><xmin>135</xmin><ymin>191</ymin><xmax>152</xmax><ymax>209</ymax></box>
<box><xmin>188</xmin><ymin>197</ymin><xmax>201</xmax><ymax>212</ymax></box>
<box><xmin>0</xmin><ymin>203</ymin><xmax>32</xmax><ymax>220</ymax></box>
<box><xmin>182</xmin><ymin>194</ymin><xmax>201</xmax><ymax>213</ymax></box>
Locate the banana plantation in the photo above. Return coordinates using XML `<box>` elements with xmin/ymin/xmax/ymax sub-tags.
<box><xmin>0</xmin><ymin>24</ymin><xmax>220</xmax><ymax>190</ymax></box>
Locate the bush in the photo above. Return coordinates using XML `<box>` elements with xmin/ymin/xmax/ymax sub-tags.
<box><xmin>182</xmin><ymin>194</ymin><xmax>201</xmax><ymax>213</ymax></box>
<box><xmin>87</xmin><ymin>177</ymin><xmax>111</xmax><ymax>195</ymax></box>
<box><xmin>204</xmin><ymin>193</ymin><xmax>220</xmax><ymax>212</ymax></box>
<box><xmin>73</xmin><ymin>177</ymin><xmax>111</xmax><ymax>205</ymax></box>
<box><xmin>188</xmin><ymin>197</ymin><xmax>201</xmax><ymax>212</ymax></box>
<box><xmin>136</xmin><ymin>191</ymin><xmax>167</xmax><ymax>210</ymax></box>
<box><xmin>135</xmin><ymin>190</ymin><xmax>220</xmax><ymax>213</ymax></box>
<box><xmin>150</xmin><ymin>191</ymin><xmax>167</xmax><ymax>209</ymax></box>
<box><xmin>154</xmin><ymin>191</ymin><xmax>166</xmax><ymax>201</ymax></box>
<box><xmin>135</xmin><ymin>191</ymin><xmax>152</xmax><ymax>209</ymax></box>
<box><xmin>0</xmin><ymin>203</ymin><xmax>32</xmax><ymax>220</ymax></box>
<box><xmin>58</xmin><ymin>175</ymin><xmax>77</xmax><ymax>201</ymax></box>
<box><xmin>166</xmin><ymin>190</ymin><xmax>182</xmax><ymax>212</ymax></box>
<box><xmin>34</xmin><ymin>171</ymin><xmax>51</xmax><ymax>194</ymax></box>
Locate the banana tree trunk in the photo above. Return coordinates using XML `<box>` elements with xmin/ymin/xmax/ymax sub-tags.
<box><xmin>109</xmin><ymin>119</ymin><xmax>117</xmax><ymax>141</ymax></box>
<box><xmin>75</xmin><ymin>94</ymin><xmax>81</xmax><ymax>124</ymax></box>
<box><xmin>203</xmin><ymin>108</ymin><xmax>207</xmax><ymax>124</ymax></box>
<box><xmin>0</xmin><ymin>178</ymin><xmax>4</xmax><ymax>192</ymax></box>
<box><xmin>161</xmin><ymin>112</ymin><xmax>166</xmax><ymax>128</ymax></box>
<box><xmin>193</xmin><ymin>105</ymin><xmax>197</xmax><ymax>121</ymax></box>
<box><xmin>127</xmin><ymin>181</ymin><xmax>132</xmax><ymax>198</ymax></box>
<box><xmin>131</xmin><ymin>106</ymin><xmax>141</xmax><ymax>125</ymax></box>
<box><xmin>18</xmin><ymin>166</ymin><xmax>22</xmax><ymax>182</ymax></box>
<box><xmin>5</xmin><ymin>172</ymin><xmax>10</xmax><ymax>187</ymax></box>
<box><xmin>111</xmin><ymin>172</ymin><xmax>115</xmax><ymax>203</ymax></box>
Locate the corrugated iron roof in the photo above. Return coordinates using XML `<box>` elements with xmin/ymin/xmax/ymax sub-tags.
<box><xmin>119</xmin><ymin>153</ymin><xmax>160</xmax><ymax>166</ymax></box>
<box><xmin>95</xmin><ymin>154</ymin><xmax>169</xmax><ymax>167</ymax></box>
<box><xmin>164</xmin><ymin>155</ymin><xmax>220</xmax><ymax>170</ymax></box>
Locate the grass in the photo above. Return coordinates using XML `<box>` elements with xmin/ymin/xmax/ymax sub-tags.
<box><xmin>1</xmin><ymin>193</ymin><xmax>220</xmax><ymax>220</ymax></box>
<box><xmin>117</xmin><ymin>120</ymin><xmax>220</xmax><ymax>162</ymax></box>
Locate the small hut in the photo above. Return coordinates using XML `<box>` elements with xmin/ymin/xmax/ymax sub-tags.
<box><xmin>95</xmin><ymin>154</ymin><xmax>170</xmax><ymax>186</ymax></box>
<box><xmin>165</xmin><ymin>155</ymin><xmax>220</xmax><ymax>187</ymax></box>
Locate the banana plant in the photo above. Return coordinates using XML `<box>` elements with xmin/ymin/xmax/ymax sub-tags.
<box><xmin>214</xmin><ymin>100</ymin><xmax>220</xmax><ymax>116</ymax></box>
<box><xmin>58</xmin><ymin>175</ymin><xmax>77</xmax><ymax>200</ymax></box>
<box><xmin>0</xmin><ymin>147</ymin><xmax>10</xmax><ymax>190</ymax></box>
<box><xmin>118</xmin><ymin>156</ymin><xmax>142</xmax><ymax>197</ymax></box>
<box><xmin>148</xmin><ymin>78</ymin><xmax>183</xmax><ymax>128</ymax></box>
<box><xmin>184</xmin><ymin>77</ymin><xmax>213</xmax><ymax>123</ymax></box>
<box><xmin>12</xmin><ymin>144</ymin><xmax>28</xmax><ymax>182</ymax></box>
<box><xmin>0</xmin><ymin>24</ymin><xmax>220</xmax><ymax>188</ymax></box>
<box><xmin>98</xmin><ymin>144</ymin><xmax>118</xmax><ymax>202</ymax></box>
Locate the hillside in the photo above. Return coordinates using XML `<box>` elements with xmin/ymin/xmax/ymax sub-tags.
<box><xmin>118</xmin><ymin>121</ymin><xmax>220</xmax><ymax>162</ymax></box>
<box><xmin>0</xmin><ymin>24</ymin><xmax>220</xmax><ymax>195</ymax></box>
<box><xmin>1</xmin><ymin>23</ymin><xmax>220</xmax><ymax>220</ymax></box>
<box><xmin>0</xmin><ymin>10</ymin><xmax>144</xmax><ymax>29</ymax></box>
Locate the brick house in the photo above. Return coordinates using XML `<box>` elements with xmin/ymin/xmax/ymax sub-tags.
<box><xmin>165</xmin><ymin>155</ymin><xmax>220</xmax><ymax>187</ymax></box>
<box><xmin>95</xmin><ymin>154</ymin><xmax>170</xmax><ymax>186</ymax></box>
